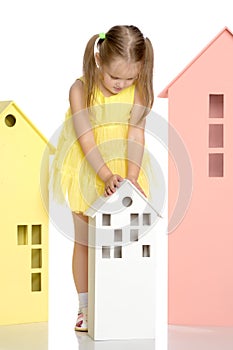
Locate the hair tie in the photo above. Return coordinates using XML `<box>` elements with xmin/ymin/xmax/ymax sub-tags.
<box><xmin>99</xmin><ymin>32</ymin><xmax>106</xmax><ymax>39</ymax></box>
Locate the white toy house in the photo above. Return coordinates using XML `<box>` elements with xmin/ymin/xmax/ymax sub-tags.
<box><xmin>85</xmin><ymin>179</ymin><xmax>162</xmax><ymax>340</ymax></box>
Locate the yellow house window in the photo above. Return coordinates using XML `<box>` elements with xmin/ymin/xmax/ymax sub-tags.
<box><xmin>17</xmin><ymin>225</ymin><xmax>28</xmax><ymax>245</ymax></box>
<box><xmin>5</xmin><ymin>114</ymin><xmax>16</xmax><ymax>127</ymax></box>
<box><xmin>31</xmin><ymin>273</ymin><xmax>41</xmax><ymax>292</ymax></box>
<box><xmin>32</xmin><ymin>225</ymin><xmax>42</xmax><ymax>244</ymax></box>
<box><xmin>17</xmin><ymin>224</ymin><xmax>43</xmax><ymax>292</ymax></box>
<box><xmin>31</xmin><ymin>249</ymin><xmax>42</xmax><ymax>269</ymax></box>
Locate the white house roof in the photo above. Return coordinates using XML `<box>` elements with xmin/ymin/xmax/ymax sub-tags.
<box><xmin>84</xmin><ymin>179</ymin><xmax>162</xmax><ymax>218</ymax></box>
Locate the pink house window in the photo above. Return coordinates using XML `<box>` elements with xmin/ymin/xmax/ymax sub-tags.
<box><xmin>209</xmin><ymin>124</ymin><xmax>223</xmax><ymax>148</ymax></box>
<box><xmin>209</xmin><ymin>153</ymin><xmax>224</xmax><ymax>177</ymax></box>
<box><xmin>209</xmin><ymin>94</ymin><xmax>224</xmax><ymax>118</ymax></box>
<box><xmin>208</xmin><ymin>94</ymin><xmax>224</xmax><ymax>177</ymax></box>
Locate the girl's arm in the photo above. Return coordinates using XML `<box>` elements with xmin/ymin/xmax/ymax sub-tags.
<box><xmin>127</xmin><ymin>88</ymin><xmax>149</xmax><ymax>196</ymax></box>
<box><xmin>69</xmin><ymin>80</ymin><xmax>122</xmax><ymax>194</ymax></box>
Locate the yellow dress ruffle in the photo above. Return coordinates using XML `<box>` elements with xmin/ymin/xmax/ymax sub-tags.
<box><xmin>51</xmin><ymin>80</ymin><xmax>151</xmax><ymax>213</ymax></box>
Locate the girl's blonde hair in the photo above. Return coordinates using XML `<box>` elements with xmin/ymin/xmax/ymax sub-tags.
<box><xmin>83</xmin><ymin>25</ymin><xmax>154</xmax><ymax>112</ymax></box>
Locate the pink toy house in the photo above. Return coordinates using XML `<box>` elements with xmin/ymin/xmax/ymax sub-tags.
<box><xmin>159</xmin><ymin>27</ymin><xmax>233</xmax><ymax>326</ymax></box>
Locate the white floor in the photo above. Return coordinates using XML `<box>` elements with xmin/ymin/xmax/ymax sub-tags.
<box><xmin>0</xmin><ymin>323</ymin><xmax>232</xmax><ymax>350</ymax></box>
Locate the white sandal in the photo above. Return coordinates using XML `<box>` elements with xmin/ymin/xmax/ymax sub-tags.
<box><xmin>75</xmin><ymin>307</ymin><xmax>88</xmax><ymax>332</ymax></box>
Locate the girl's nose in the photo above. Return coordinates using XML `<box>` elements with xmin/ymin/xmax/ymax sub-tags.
<box><xmin>116</xmin><ymin>80</ymin><xmax>126</xmax><ymax>89</ymax></box>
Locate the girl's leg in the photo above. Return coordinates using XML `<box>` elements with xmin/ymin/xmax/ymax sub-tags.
<box><xmin>72</xmin><ymin>213</ymin><xmax>89</xmax><ymax>331</ymax></box>
<box><xmin>72</xmin><ymin>212</ymin><xmax>88</xmax><ymax>293</ymax></box>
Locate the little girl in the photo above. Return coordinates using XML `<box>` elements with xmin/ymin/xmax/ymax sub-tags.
<box><xmin>52</xmin><ymin>25</ymin><xmax>154</xmax><ymax>331</ymax></box>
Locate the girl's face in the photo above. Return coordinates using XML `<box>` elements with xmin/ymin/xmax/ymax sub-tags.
<box><xmin>98</xmin><ymin>57</ymin><xmax>141</xmax><ymax>96</ymax></box>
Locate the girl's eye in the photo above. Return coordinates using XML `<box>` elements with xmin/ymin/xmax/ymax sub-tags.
<box><xmin>109</xmin><ymin>74</ymin><xmax>135</xmax><ymax>81</ymax></box>
<box><xmin>111</xmin><ymin>76</ymin><xmax>134</xmax><ymax>81</ymax></box>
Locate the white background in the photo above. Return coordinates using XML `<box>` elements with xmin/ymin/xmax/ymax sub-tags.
<box><xmin>1</xmin><ymin>0</ymin><xmax>233</xmax><ymax>138</ymax></box>
<box><xmin>1</xmin><ymin>0</ymin><xmax>232</xmax><ymax>349</ymax></box>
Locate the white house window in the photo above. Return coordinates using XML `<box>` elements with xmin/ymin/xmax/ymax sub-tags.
<box><xmin>102</xmin><ymin>246</ymin><xmax>111</xmax><ymax>259</ymax></box>
<box><xmin>102</xmin><ymin>246</ymin><xmax>123</xmax><ymax>259</ymax></box>
<box><xmin>143</xmin><ymin>213</ymin><xmax>151</xmax><ymax>226</ymax></box>
<box><xmin>130</xmin><ymin>229</ymin><xmax>139</xmax><ymax>242</ymax></box>
<box><xmin>114</xmin><ymin>246</ymin><xmax>122</xmax><ymax>258</ymax></box>
<box><xmin>122</xmin><ymin>196</ymin><xmax>133</xmax><ymax>207</ymax></box>
<box><xmin>102</xmin><ymin>214</ymin><xmax>111</xmax><ymax>226</ymax></box>
<box><xmin>130</xmin><ymin>213</ymin><xmax>139</xmax><ymax>225</ymax></box>
<box><xmin>142</xmin><ymin>245</ymin><xmax>151</xmax><ymax>258</ymax></box>
<box><xmin>114</xmin><ymin>229</ymin><xmax>122</xmax><ymax>242</ymax></box>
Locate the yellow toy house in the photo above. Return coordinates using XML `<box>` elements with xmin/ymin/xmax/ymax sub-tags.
<box><xmin>0</xmin><ymin>101</ymin><xmax>54</xmax><ymax>325</ymax></box>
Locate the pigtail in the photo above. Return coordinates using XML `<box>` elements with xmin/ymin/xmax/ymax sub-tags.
<box><xmin>137</xmin><ymin>37</ymin><xmax>154</xmax><ymax>116</ymax></box>
<box><xmin>82</xmin><ymin>34</ymin><xmax>100</xmax><ymax>108</ymax></box>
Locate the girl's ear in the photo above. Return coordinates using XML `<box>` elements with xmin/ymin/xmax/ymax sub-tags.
<box><xmin>95</xmin><ymin>52</ymin><xmax>101</xmax><ymax>69</ymax></box>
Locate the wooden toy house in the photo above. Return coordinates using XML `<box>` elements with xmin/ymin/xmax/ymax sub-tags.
<box><xmin>0</xmin><ymin>101</ymin><xmax>54</xmax><ymax>325</ymax></box>
<box><xmin>159</xmin><ymin>27</ymin><xmax>233</xmax><ymax>326</ymax></box>
<box><xmin>85</xmin><ymin>179</ymin><xmax>162</xmax><ymax>340</ymax></box>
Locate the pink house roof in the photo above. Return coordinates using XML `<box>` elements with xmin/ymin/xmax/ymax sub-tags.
<box><xmin>158</xmin><ymin>26</ymin><xmax>233</xmax><ymax>98</ymax></box>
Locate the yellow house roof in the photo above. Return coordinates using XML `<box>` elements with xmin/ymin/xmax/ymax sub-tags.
<box><xmin>0</xmin><ymin>101</ymin><xmax>56</xmax><ymax>154</ymax></box>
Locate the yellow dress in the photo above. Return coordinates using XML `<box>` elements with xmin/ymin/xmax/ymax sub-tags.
<box><xmin>52</xmin><ymin>79</ymin><xmax>150</xmax><ymax>213</ymax></box>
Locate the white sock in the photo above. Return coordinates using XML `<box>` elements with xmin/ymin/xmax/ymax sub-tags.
<box><xmin>78</xmin><ymin>292</ymin><xmax>88</xmax><ymax>310</ymax></box>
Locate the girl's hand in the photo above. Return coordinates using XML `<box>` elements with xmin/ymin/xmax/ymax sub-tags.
<box><xmin>126</xmin><ymin>177</ymin><xmax>147</xmax><ymax>197</ymax></box>
<box><xmin>104</xmin><ymin>174</ymin><xmax>123</xmax><ymax>197</ymax></box>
